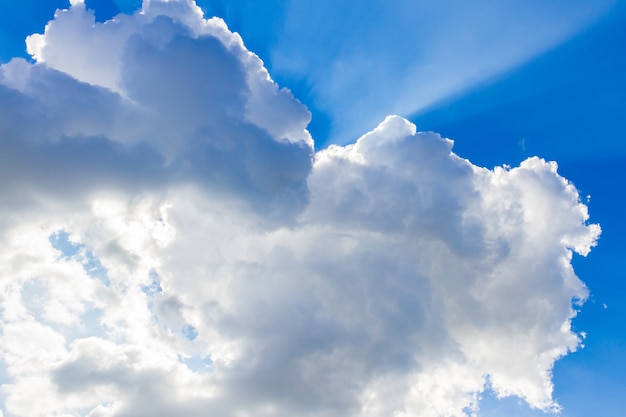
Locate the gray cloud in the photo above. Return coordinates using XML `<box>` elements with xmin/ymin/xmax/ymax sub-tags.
<box><xmin>0</xmin><ymin>8</ymin><xmax>313</xmax><ymax>221</ymax></box>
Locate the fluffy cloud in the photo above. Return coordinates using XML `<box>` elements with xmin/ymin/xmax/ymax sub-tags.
<box><xmin>0</xmin><ymin>1</ymin><xmax>599</xmax><ymax>417</ymax></box>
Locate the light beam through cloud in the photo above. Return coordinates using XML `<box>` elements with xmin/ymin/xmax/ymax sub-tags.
<box><xmin>268</xmin><ymin>0</ymin><xmax>616</xmax><ymax>144</ymax></box>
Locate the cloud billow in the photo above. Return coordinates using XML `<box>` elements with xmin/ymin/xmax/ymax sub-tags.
<box><xmin>0</xmin><ymin>1</ymin><xmax>599</xmax><ymax>416</ymax></box>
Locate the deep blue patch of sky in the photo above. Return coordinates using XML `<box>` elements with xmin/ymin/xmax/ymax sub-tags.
<box><xmin>84</xmin><ymin>0</ymin><xmax>142</xmax><ymax>22</ymax></box>
<box><xmin>0</xmin><ymin>0</ymin><xmax>68</xmax><ymax>62</ymax></box>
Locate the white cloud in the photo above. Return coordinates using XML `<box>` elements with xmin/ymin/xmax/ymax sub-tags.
<box><xmin>0</xmin><ymin>1</ymin><xmax>600</xmax><ymax>416</ymax></box>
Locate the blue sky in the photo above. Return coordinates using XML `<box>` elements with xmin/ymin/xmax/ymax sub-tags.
<box><xmin>0</xmin><ymin>1</ymin><xmax>623</xmax><ymax>416</ymax></box>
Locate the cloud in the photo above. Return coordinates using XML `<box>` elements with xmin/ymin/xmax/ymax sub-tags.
<box><xmin>2</xmin><ymin>1</ymin><xmax>312</xmax><ymax>221</ymax></box>
<box><xmin>0</xmin><ymin>1</ymin><xmax>600</xmax><ymax>417</ymax></box>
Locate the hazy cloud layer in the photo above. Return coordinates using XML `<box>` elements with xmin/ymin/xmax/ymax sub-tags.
<box><xmin>0</xmin><ymin>1</ymin><xmax>599</xmax><ymax>416</ymax></box>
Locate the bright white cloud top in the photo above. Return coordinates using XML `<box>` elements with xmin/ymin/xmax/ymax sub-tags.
<box><xmin>0</xmin><ymin>1</ymin><xmax>600</xmax><ymax>416</ymax></box>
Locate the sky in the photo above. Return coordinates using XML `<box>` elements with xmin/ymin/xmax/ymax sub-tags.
<box><xmin>0</xmin><ymin>1</ymin><xmax>623</xmax><ymax>416</ymax></box>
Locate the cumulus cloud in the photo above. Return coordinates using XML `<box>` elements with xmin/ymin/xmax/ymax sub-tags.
<box><xmin>0</xmin><ymin>1</ymin><xmax>600</xmax><ymax>417</ymax></box>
